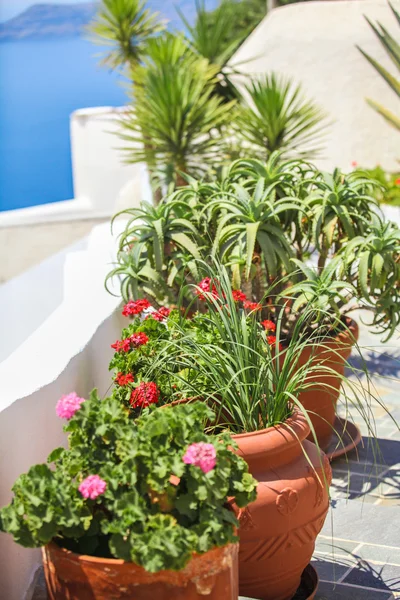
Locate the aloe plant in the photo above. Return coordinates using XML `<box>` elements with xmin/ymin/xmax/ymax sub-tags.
<box><xmin>234</xmin><ymin>74</ymin><xmax>329</xmax><ymax>160</ymax></box>
<box><xmin>357</xmin><ymin>2</ymin><xmax>400</xmax><ymax>130</ymax></box>
<box><xmin>109</xmin><ymin>157</ymin><xmax>400</xmax><ymax>340</ymax></box>
<box><xmin>87</xmin><ymin>0</ymin><xmax>163</xmax><ymax>69</ymax></box>
<box><xmin>304</xmin><ymin>169</ymin><xmax>380</xmax><ymax>269</ymax></box>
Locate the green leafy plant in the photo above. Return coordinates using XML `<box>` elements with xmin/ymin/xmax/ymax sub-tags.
<box><xmin>119</xmin><ymin>33</ymin><xmax>236</xmax><ymax>190</ymax></box>
<box><xmin>357</xmin><ymin>1</ymin><xmax>400</xmax><ymax>130</ymax></box>
<box><xmin>355</xmin><ymin>165</ymin><xmax>400</xmax><ymax>206</ymax></box>
<box><xmin>107</xmin><ymin>263</ymin><xmax>386</xmax><ymax>443</ymax></box>
<box><xmin>108</xmin><ymin>156</ymin><xmax>400</xmax><ymax>339</ymax></box>
<box><xmin>87</xmin><ymin>0</ymin><xmax>163</xmax><ymax>69</ymax></box>
<box><xmin>177</xmin><ymin>0</ymin><xmax>254</xmax><ymax>102</ymax></box>
<box><xmin>0</xmin><ymin>392</ymin><xmax>256</xmax><ymax>570</ymax></box>
<box><xmin>234</xmin><ymin>74</ymin><xmax>329</xmax><ymax>160</ymax></box>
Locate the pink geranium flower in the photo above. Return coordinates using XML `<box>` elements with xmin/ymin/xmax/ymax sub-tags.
<box><xmin>183</xmin><ymin>442</ymin><xmax>217</xmax><ymax>474</ymax></box>
<box><xmin>78</xmin><ymin>475</ymin><xmax>107</xmax><ymax>500</ymax></box>
<box><xmin>56</xmin><ymin>392</ymin><xmax>85</xmax><ymax>419</ymax></box>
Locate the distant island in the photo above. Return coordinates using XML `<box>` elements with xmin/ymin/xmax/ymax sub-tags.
<box><xmin>0</xmin><ymin>1</ymin><xmax>200</xmax><ymax>42</ymax></box>
<box><xmin>0</xmin><ymin>3</ymin><xmax>98</xmax><ymax>41</ymax></box>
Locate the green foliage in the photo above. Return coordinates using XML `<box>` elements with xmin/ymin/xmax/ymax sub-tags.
<box><xmin>341</xmin><ymin>218</ymin><xmax>400</xmax><ymax>340</ymax></box>
<box><xmin>355</xmin><ymin>165</ymin><xmax>400</xmax><ymax>206</ymax></box>
<box><xmin>177</xmin><ymin>0</ymin><xmax>261</xmax><ymax>102</ymax></box>
<box><xmin>234</xmin><ymin>74</ymin><xmax>329</xmax><ymax>160</ymax></box>
<box><xmin>357</xmin><ymin>1</ymin><xmax>400</xmax><ymax>130</ymax></box>
<box><xmin>108</xmin><ymin>262</ymin><xmax>374</xmax><ymax>435</ymax></box>
<box><xmin>0</xmin><ymin>393</ymin><xmax>256</xmax><ymax>569</ymax></box>
<box><xmin>87</xmin><ymin>0</ymin><xmax>163</xmax><ymax>69</ymax></box>
<box><xmin>119</xmin><ymin>33</ymin><xmax>236</xmax><ymax>189</ymax></box>
<box><xmin>108</xmin><ymin>156</ymin><xmax>400</xmax><ymax>340</ymax></box>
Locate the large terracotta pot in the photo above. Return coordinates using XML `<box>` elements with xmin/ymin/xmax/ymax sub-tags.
<box><xmin>290</xmin><ymin>318</ymin><xmax>359</xmax><ymax>450</ymax></box>
<box><xmin>233</xmin><ymin>410</ymin><xmax>331</xmax><ymax>600</ymax></box>
<box><xmin>42</xmin><ymin>541</ymin><xmax>238</xmax><ymax>600</ymax></box>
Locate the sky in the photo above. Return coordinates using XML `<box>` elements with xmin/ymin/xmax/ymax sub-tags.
<box><xmin>0</xmin><ymin>0</ymin><xmax>85</xmax><ymax>22</ymax></box>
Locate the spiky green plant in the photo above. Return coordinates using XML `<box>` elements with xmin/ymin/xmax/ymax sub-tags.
<box><xmin>87</xmin><ymin>0</ymin><xmax>163</xmax><ymax>69</ymax></box>
<box><xmin>118</xmin><ymin>33</ymin><xmax>236</xmax><ymax>190</ymax></box>
<box><xmin>234</xmin><ymin>73</ymin><xmax>329</xmax><ymax>160</ymax></box>
<box><xmin>177</xmin><ymin>0</ymin><xmax>255</xmax><ymax>102</ymax></box>
<box><xmin>357</xmin><ymin>1</ymin><xmax>400</xmax><ymax>130</ymax></box>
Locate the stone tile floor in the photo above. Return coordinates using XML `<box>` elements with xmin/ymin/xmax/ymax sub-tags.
<box><xmin>33</xmin><ymin>312</ymin><xmax>400</xmax><ymax>600</ymax></box>
<box><xmin>312</xmin><ymin>314</ymin><xmax>400</xmax><ymax>600</ymax></box>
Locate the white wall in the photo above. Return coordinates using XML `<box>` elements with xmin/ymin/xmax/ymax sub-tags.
<box><xmin>231</xmin><ymin>0</ymin><xmax>399</xmax><ymax>172</ymax></box>
<box><xmin>0</xmin><ymin>223</ymin><xmax>126</xmax><ymax>600</ymax></box>
<box><xmin>0</xmin><ymin>108</ymin><xmax>150</xmax><ymax>227</ymax></box>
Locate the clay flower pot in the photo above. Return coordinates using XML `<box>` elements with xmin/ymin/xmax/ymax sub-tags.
<box><xmin>42</xmin><ymin>541</ymin><xmax>238</xmax><ymax>600</ymax></box>
<box><xmin>294</xmin><ymin>318</ymin><xmax>359</xmax><ymax>450</ymax></box>
<box><xmin>232</xmin><ymin>410</ymin><xmax>331</xmax><ymax>600</ymax></box>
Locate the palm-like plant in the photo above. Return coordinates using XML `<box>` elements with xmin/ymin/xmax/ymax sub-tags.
<box><xmin>177</xmin><ymin>0</ymin><xmax>253</xmax><ymax>102</ymax></box>
<box><xmin>357</xmin><ymin>1</ymin><xmax>400</xmax><ymax>130</ymax></box>
<box><xmin>87</xmin><ymin>0</ymin><xmax>163</xmax><ymax>69</ymax></box>
<box><xmin>234</xmin><ymin>74</ymin><xmax>329</xmax><ymax>160</ymax></box>
<box><xmin>119</xmin><ymin>34</ymin><xmax>236</xmax><ymax>190</ymax></box>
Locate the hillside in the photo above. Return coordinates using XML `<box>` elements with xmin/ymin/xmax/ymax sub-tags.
<box><xmin>0</xmin><ymin>1</ymin><xmax>207</xmax><ymax>42</ymax></box>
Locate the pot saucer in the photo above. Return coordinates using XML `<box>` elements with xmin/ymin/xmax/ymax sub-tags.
<box><xmin>325</xmin><ymin>416</ymin><xmax>362</xmax><ymax>461</ymax></box>
<box><xmin>238</xmin><ymin>563</ymin><xmax>319</xmax><ymax>600</ymax></box>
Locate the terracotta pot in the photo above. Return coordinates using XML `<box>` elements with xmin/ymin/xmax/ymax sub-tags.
<box><xmin>232</xmin><ymin>410</ymin><xmax>331</xmax><ymax>600</ymax></box>
<box><xmin>288</xmin><ymin>318</ymin><xmax>359</xmax><ymax>450</ymax></box>
<box><xmin>42</xmin><ymin>541</ymin><xmax>238</xmax><ymax>600</ymax></box>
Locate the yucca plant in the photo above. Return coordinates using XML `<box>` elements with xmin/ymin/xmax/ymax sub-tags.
<box><xmin>234</xmin><ymin>73</ymin><xmax>330</xmax><ymax>160</ymax></box>
<box><xmin>177</xmin><ymin>0</ymin><xmax>253</xmax><ymax>102</ymax></box>
<box><xmin>119</xmin><ymin>33</ymin><xmax>236</xmax><ymax>191</ymax></box>
<box><xmin>357</xmin><ymin>1</ymin><xmax>400</xmax><ymax>130</ymax></box>
<box><xmin>87</xmin><ymin>0</ymin><xmax>163</xmax><ymax>69</ymax></box>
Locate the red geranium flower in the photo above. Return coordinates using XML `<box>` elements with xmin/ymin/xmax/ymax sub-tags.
<box><xmin>150</xmin><ymin>307</ymin><xmax>171</xmax><ymax>321</ymax></box>
<box><xmin>130</xmin><ymin>332</ymin><xmax>149</xmax><ymax>347</ymax></box>
<box><xmin>111</xmin><ymin>338</ymin><xmax>132</xmax><ymax>353</ymax></box>
<box><xmin>130</xmin><ymin>382</ymin><xmax>160</xmax><ymax>408</ymax></box>
<box><xmin>261</xmin><ymin>319</ymin><xmax>276</xmax><ymax>332</ymax></box>
<box><xmin>122</xmin><ymin>298</ymin><xmax>151</xmax><ymax>317</ymax></box>
<box><xmin>266</xmin><ymin>335</ymin><xmax>283</xmax><ymax>350</ymax></box>
<box><xmin>395</xmin><ymin>178</ymin><xmax>400</xmax><ymax>186</ymax></box>
<box><xmin>115</xmin><ymin>372</ymin><xmax>134</xmax><ymax>386</ymax></box>
<box><xmin>196</xmin><ymin>277</ymin><xmax>218</xmax><ymax>300</ymax></box>
<box><xmin>232</xmin><ymin>289</ymin><xmax>246</xmax><ymax>302</ymax></box>
<box><xmin>243</xmin><ymin>300</ymin><xmax>262</xmax><ymax>311</ymax></box>
<box><xmin>351</xmin><ymin>161</ymin><xmax>358</xmax><ymax>168</ymax></box>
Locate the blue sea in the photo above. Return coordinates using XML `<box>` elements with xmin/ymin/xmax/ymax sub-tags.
<box><xmin>0</xmin><ymin>38</ymin><xmax>126</xmax><ymax>212</ymax></box>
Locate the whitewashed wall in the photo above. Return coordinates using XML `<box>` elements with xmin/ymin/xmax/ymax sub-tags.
<box><xmin>0</xmin><ymin>223</ymin><xmax>126</xmax><ymax>600</ymax></box>
<box><xmin>231</xmin><ymin>0</ymin><xmax>399</xmax><ymax>172</ymax></box>
<box><xmin>0</xmin><ymin>108</ymin><xmax>150</xmax><ymax>227</ymax></box>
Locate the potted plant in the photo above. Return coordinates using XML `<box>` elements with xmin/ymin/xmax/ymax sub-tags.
<box><xmin>107</xmin><ymin>157</ymin><xmax>400</xmax><ymax>449</ymax></box>
<box><xmin>107</xmin><ymin>266</ymin><xmax>343</xmax><ymax>600</ymax></box>
<box><xmin>0</xmin><ymin>391</ymin><xmax>257</xmax><ymax>600</ymax></box>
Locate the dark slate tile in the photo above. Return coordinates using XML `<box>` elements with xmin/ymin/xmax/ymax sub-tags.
<box><xmin>354</xmin><ymin>544</ymin><xmax>400</xmax><ymax>565</ymax></box>
<box><xmin>312</xmin><ymin>555</ymin><xmax>356</xmax><ymax>583</ymax></box>
<box><xmin>322</xmin><ymin>501</ymin><xmax>400</xmax><ymax>547</ymax></box>
<box><xmin>314</xmin><ymin>538</ymin><xmax>359</xmax><ymax>555</ymax></box>
<box><xmin>316</xmin><ymin>580</ymin><xmax>394</xmax><ymax>599</ymax></box>
<box><xmin>343</xmin><ymin>437</ymin><xmax>400</xmax><ymax>468</ymax></box>
<box><xmin>343</xmin><ymin>561</ymin><xmax>400</xmax><ymax>591</ymax></box>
